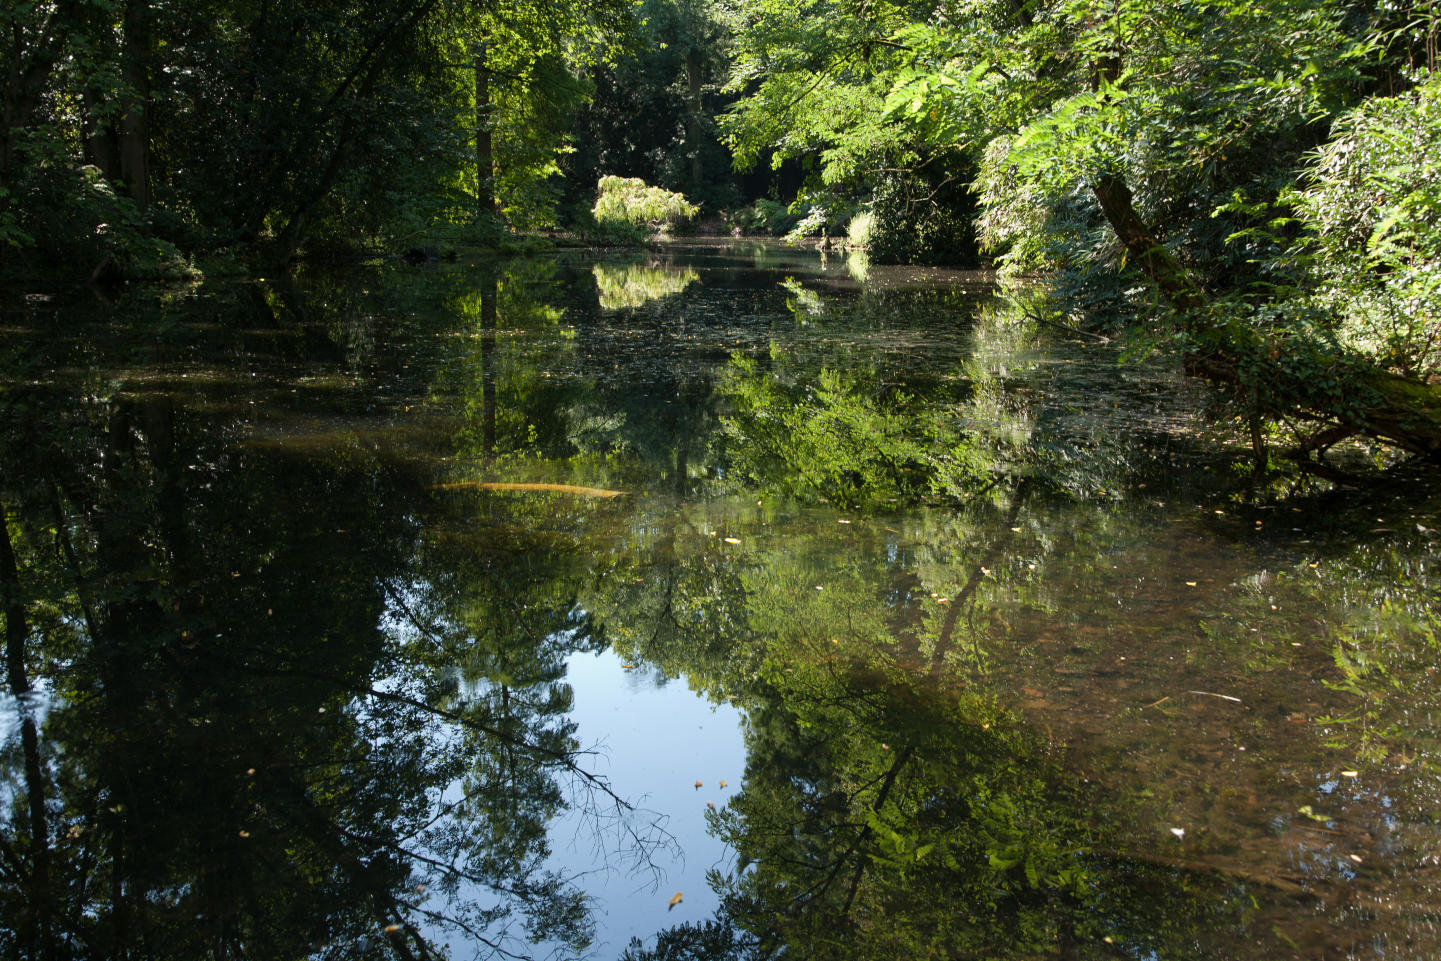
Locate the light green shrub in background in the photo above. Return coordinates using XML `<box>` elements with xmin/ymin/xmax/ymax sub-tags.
<box><xmin>592</xmin><ymin>176</ymin><xmax>699</xmax><ymax>231</ymax></box>
<box><xmin>845</xmin><ymin>210</ymin><xmax>875</xmax><ymax>250</ymax></box>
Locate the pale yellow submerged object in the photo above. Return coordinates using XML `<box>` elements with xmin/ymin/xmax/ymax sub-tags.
<box><xmin>433</xmin><ymin>481</ymin><xmax>625</xmax><ymax>498</ymax></box>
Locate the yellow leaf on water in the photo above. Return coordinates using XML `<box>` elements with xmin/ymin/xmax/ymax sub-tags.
<box><xmin>668</xmin><ymin>892</ymin><xmax>683</xmax><ymax>910</ymax></box>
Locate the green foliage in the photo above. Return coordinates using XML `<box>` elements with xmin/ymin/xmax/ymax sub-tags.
<box><xmin>844</xmin><ymin>209</ymin><xmax>875</xmax><ymax>249</ymax></box>
<box><xmin>592</xmin><ymin>175</ymin><xmax>701</xmax><ymax>231</ymax></box>
<box><xmin>563</xmin><ymin>0</ymin><xmax>741</xmax><ymax>215</ymax></box>
<box><xmin>720</xmin><ymin>354</ymin><xmax>1002</xmax><ymax>509</ymax></box>
<box><xmin>1286</xmin><ymin>70</ymin><xmax>1441</xmax><ymax>380</ymax></box>
<box><xmin>725</xmin><ymin>197</ymin><xmax>801</xmax><ymax>235</ymax></box>
<box><xmin>867</xmin><ymin>160</ymin><xmax>981</xmax><ymax>267</ymax></box>
<box><xmin>0</xmin><ymin>0</ymin><xmax>637</xmax><ymax>274</ymax></box>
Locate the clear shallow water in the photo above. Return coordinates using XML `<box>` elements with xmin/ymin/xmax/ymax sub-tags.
<box><xmin>2</xmin><ymin>241</ymin><xmax>1440</xmax><ymax>960</ymax></box>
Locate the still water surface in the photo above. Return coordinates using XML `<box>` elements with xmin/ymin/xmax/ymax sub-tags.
<box><xmin>2</xmin><ymin>241</ymin><xmax>1440</xmax><ymax>959</ymax></box>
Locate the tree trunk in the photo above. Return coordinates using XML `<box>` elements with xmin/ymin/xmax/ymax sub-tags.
<box><xmin>119</xmin><ymin>0</ymin><xmax>152</xmax><ymax>210</ymax></box>
<box><xmin>82</xmin><ymin>86</ymin><xmax>122</xmax><ymax>181</ymax></box>
<box><xmin>474</xmin><ymin>43</ymin><xmax>498</xmax><ymax>220</ymax></box>
<box><xmin>2</xmin><ymin>504</ymin><xmax>55</xmax><ymax>961</ymax></box>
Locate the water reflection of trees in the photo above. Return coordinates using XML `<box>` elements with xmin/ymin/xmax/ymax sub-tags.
<box><xmin>599</xmin><ymin>293</ymin><xmax>1441</xmax><ymax>959</ymax></box>
<box><xmin>7</xmin><ymin>259</ymin><xmax>1441</xmax><ymax>961</ymax></box>
<box><xmin>593</xmin><ymin>262</ymin><xmax>701</xmax><ymax>311</ymax></box>
<box><xmin>0</xmin><ymin>278</ymin><xmax>667</xmax><ymax>961</ymax></box>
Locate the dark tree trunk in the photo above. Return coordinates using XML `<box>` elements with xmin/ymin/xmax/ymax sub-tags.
<box><xmin>83</xmin><ymin>86</ymin><xmax>123</xmax><ymax>181</ymax></box>
<box><xmin>119</xmin><ymin>0</ymin><xmax>152</xmax><ymax>210</ymax></box>
<box><xmin>474</xmin><ymin>43</ymin><xmax>498</xmax><ymax>220</ymax></box>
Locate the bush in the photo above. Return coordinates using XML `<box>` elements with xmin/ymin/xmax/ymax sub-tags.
<box><xmin>724</xmin><ymin>198</ymin><xmax>802</xmax><ymax>236</ymax></box>
<box><xmin>1287</xmin><ymin>71</ymin><xmax>1441</xmax><ymax>381</ymax></box>
<box><xmin>845</xmin><ymin>210</ymin><xmax>876</xmax><ymax>250</ymax></box>
<box><xmin>868</xmin><ymin>159</ymin><xmax>981</xmax><ymax>267</ymax></box>
<box><xmin>592</xmin><ymin>175</ymin><xmax>699</xmax><ymax>232</ymax></box>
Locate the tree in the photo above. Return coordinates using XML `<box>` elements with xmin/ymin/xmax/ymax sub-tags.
<box><xmin>1</xmin><ymin>0</ymin><xmax>636</xmax><ymax>274</ymax></box>
<box><xmin>882</xmin><ymin>0</ymin><xmax>1441</xmax><ymax>462</ymax></box>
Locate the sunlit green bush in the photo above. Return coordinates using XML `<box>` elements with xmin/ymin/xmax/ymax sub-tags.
<box><xmin>591</xmin><ymin>175</ymin><xmax>699</xmax><ymax>231</ymax></box>
<box><xmin>1289</xmin><ymin>71</ymin><xmax>1441</xmax><ymax>380</ymax></box>
<box><xmin>845</xmin><ymin>210</ymin><xmax>876</xmax><ymax>250</ymax></box>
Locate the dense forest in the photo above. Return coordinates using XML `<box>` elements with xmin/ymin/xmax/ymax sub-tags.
<box><xmin>2</xmin><ymin>0</ymin><xmax>1440</xmax><ymax>459</ymax></box>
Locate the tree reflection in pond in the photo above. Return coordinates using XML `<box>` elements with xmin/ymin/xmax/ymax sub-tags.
<box><xmin>0</xmin><ymin>275</ymin><xmax>670</xmax><ymax>961</ymax></box>
<box><xmin>4</xmin><ymin>248</ymin><xmax>1441</xmax><ymax>961</ymax></box>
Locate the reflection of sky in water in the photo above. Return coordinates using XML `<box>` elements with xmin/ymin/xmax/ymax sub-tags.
<box><xmin>555</xmin><ymin>648</ymin><xmax>746</xmax><ymax>957</ymax></box>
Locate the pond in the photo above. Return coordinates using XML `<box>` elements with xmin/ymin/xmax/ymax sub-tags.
<box><xmin>2</xmin><ymin>240</ymin><xmax>1440</xmax><ymax>960</ymax></box>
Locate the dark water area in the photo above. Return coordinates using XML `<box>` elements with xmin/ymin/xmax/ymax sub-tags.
<box><xmin>2</xmin><ymin>240</ymin><xmax>1440</xmax><ymax>960</ymax></box>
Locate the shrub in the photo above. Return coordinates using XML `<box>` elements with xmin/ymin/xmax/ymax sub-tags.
<box><xmin>1287</xmin><ymin>71</ymin><xmax>1441</xmax><ymax>381</ymax></box>
<box><xmin>592</xmin><ymin>175</ymin><xmax>699</xmax><ymax>231</ymax></box>
<box><xmin>724</xmin><ymin>198</ymin><xmax>802</xmax><ymax>236</ymax></box>
<box><xmin>868</xmin><ymin>160</ymin><xmax>981</xmax><ymax>267</ymax></box>
<box><xmin>845</xmin><ymin>210</ymin><xmax>876</xmax><ymax>250</ymax></box>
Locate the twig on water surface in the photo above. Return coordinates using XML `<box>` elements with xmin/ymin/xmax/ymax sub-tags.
<box><xmin>1188</xmin><ymin>690</ymin><xmax>1242</xmax><ymax>703</ymax></box>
